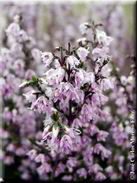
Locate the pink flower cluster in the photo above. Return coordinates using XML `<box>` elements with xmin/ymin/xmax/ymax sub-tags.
<box><xmin>0</xmin><ymin>3</ymin><xmax>135</xmax><ymax>182</ymax></box>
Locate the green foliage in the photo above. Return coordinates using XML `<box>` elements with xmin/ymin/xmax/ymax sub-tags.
<box><xmin>51</xmin><ymin>112</ymin><xmax>60</xmax><ymax>122</ymax></box>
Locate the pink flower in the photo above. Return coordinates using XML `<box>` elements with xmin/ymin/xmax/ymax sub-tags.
<box><xmin>23</xmin><ymin>90</ymin><xmax>36</xmax><ymax>103</ymax></box>
<box><xmin>35</xmin><ymin>154</ymin><xmax>45</xmax><ymax>163</ymax></box>
<box><xmin>96</xmin><ymin>29</ymin><xmax>113</xmax><ymax>47</ymax></box>
<box><xmin>60</xmin><ymin>135</ymin><xmax>73</xmax><ymax>150</ymax></box>
<box><xmin>95</xmin><ymin>172</ymin><xmax>106</xmax><ymax>180</ymax></box>
<box><xmin>6</xmin><ymin>23</ymin><xmax>20</xmax><ymax>37</ymax></box>
<box><xmin>79</xmin><ymin>22</ymin><xmax>89</xmax><ymax>35</ymax></box>
<box><xmin>66</xmin><ymin>56</ymin><xmax>80</xmax><ymax>69</ymax></box>
<box><xmin>92</xmin><ymin>47</ymin><xmax>110</xmax><ymax>62</ymax></box>
<box><xmin>77</xmin><ymin>47</ymin><xmax>89</xmax><ymax>61</ymax></box>
<box><xmin>27</xmin><ymin>149</ymin><xmax>37</xmax><ymax>160</ymax></box>
<box><xmin>41</xmin><ymin>52</ymin><xmax>53</xmax><ymax>67</ymax></box>
<box><xmin>31</xmin><ymin>96</ymin><xmax>51</xmax><ymax>114</ymax></box>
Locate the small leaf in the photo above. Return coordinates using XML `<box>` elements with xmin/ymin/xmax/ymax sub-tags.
<box><xmin>32</xmin><ymin>75</ymin><xmax>38</xmax><ymax>83</ymax></box>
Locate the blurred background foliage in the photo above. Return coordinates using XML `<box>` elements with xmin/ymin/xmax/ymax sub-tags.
<box><xmin>0</xmin><ymin>2</ymin><xmax>135</xmax><ymax>47</ymax></box>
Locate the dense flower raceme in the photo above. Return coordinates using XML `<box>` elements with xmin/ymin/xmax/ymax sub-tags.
<box><xmin>0</xmin><ymin>14</ymin><xmax>135</xmax><ymax>181</ymax></box>
<box><xmin>0</xmin><ymin>16</ymin><xmax>43</xmax><ymax>179</ymax></box>
<box><xmin>79</xmin><ymin>22</ymin><xmax>136</xmax><ymax>178</ymax></box>
<box><xmin>19</xmin><ymin>21</ymin><xmax>129</xmax><ymax>181</ymax></box>
<box><xmin>21</xmin><ymin>25</ymin><xmax>113</xmax><ymax>153</ymax></box>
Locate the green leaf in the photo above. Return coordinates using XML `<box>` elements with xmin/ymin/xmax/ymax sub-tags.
<box><xmin>51</xmin><ymin>112</ymin><xmax>59</xmax><ymax>122</ymax></box>
<box><xmin>32</xmin><ymin>75</ymin><xmax>38</xmax><ymax>82</ymax></box>
<box><xmin>31</xmin><ymin>75</ymin><xmax>39</xmax><ymax>86</ymax></box>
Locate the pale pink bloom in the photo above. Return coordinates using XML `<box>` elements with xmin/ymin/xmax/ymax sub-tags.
<box><xmin>6</xmin><ymin>23</ymin><xmax>20</xmax><ymax>37</ymax></box>
<box><xmin>4</xmin><ymin>156</ymin><xmax>14</xmax><ymax>165</ymax></box>
<box><xmin>101</xmin><ymin>78</ymin><xmax>113</xmax><ymax>91</ymax></box>
<box><xmin>96</xmin><ymin>29</ymin><xmax>113</xmax><ymax>46</ymax></box>
<box><xmin>44</xmin><ymin>68</ymin><xmax>65</xmax><ymax>85</ymax></box>
<box><xmin>92</xmin><ymin>47</ymin><xmax>110</xmax><ymax>62</ymax></box>
<box><xmin>66</xmin><ymin>56</ymin><xmax>80</xmax><ymax>69</ymax></box>
<box><xmin>7</xmin><ymin>144</ymin><xmax>15</xmax><ymax>152</ymax></box>
<box><xmin>41</xmin><ymin>52</ymin><xmax>53</xmax><ymax>67</ymax></box>
<box><xmin>95</xmin><ymin>172</ymin><xmax>106</xmax><ymax>180</ymax></box>
<box><xmin>35</xmin><ymin>154</ymin><xmax>45</xmax><ymax>163</ymax></box>
<box><xmin>16</xmin><ymin>148</ymin><xmax>25</xmax><ymax>156</ymax></box>
<box><xmin>79</xmin><ymin>22</ymin><xmax>89</xmax><ymax>34</ymax></box>
<box><xmin>23</xmin><ymin>90</ymin><xmax>36</xmax><ymax>103</ymax></box>
<box><xmin>21</xmin><ymin>172</ymin><xmax>30</xmax><ymax>180</ymax></box>
<box><xmin>27</xmin><ymin>149</ymin><xmax>37</xmax><ymax>160</ymax></box>
<box><xmin>77</xmin><ymin>47</ymin><xmax>89</xmax><ymax>61</ymax></box>
<box><xmin>60</xmin><ymin>135</ymin><xmax>73</xmax><ymax>150</ymax></box>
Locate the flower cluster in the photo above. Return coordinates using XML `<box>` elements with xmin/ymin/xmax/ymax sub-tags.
<box><xmin>0</xmin><ymin>15</ymin><xmax>41</xmax><ymax>180</ymax></box>
<box><xmin>20</xmin><ymin>21</ymin><xmax>117</xmax><ymax>181</ymax></box>
<box><xmin>0</xmin><ymin>3</ymin><xmax>135</xmax><ymax>182</ymax></box>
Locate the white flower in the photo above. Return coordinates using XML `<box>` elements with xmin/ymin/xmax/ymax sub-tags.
<box><xmin>43</xmin><ymin>116</ymin><xmax>53</xmax><ymax>127</ymax></box>
<box><xmin>45</xmin><ymin>86</ymin><xmax>53</xmax><ymax>98</ymax></box>
<box><xmin>52</xmin><ymin>125</ymin><xmax>59</xmax><ymax>138</ymax></box>
<box><xmin>101</xmin><ymin>64</ymin><xmax>112</xmax><ymax>77</ymax></box>
<box><xmin>80</xmin><ymin>22</ymin><xmax>89</xmax><ymax>35</ymax></box>
<box><xmin>105</xmin><ymin>166</ymin><xmax>113</xmax><ymax>173</ymax></box>
<box><xmin>84</xmin><ymin>72</ymin><xmax>95</xmax><ymax>84</ymax></box>
<box><xmin>75</xmin><ymin>69</ymin><xmax>85</xmax><ymax>87</ymax></box>
<box><xmin>92</xmin><ymin>47</ymin><xmax>110</xmax><ymax>61</ymax></box>
<box><xmin>75</xmin><ymin>69</ymin><xmax>95</xmax><ymax>87</ymax></box>
<box><xmin>23</xmin><ymin>90</ymin><xmax>36</xmax><ymax>103</ymax></box>
<box><xmin>96</xmin><ymin>29</ymin><xmax>113</xmax><ymax>47</ymax></box>
<box><xmin>54</xmin><ymin>59</ymin><xmax>61</xmax><ymax>68</ymax></box>
<box><xmin>120</xmin><ymin>76</ymin><xmax>127</xmax><ymax>85</ymax></box>
<box><xmin>101</xmin><ymin>79</ymin><xmax>113</xmax><ymax>91</ymax></box>
<box><xmin>125</xmin><ymin>126</ymin><xmax>132</xmax><ymax>134</ymax></box>
<box><xmin>0</xmin><ymin>78</ymin><xmax>5</xmax><ymax>89</ymax></box>
<box><xmin>18</xmin><ymin>30</ymin><xmax>29</xmax><ymax>42</ymax></box>
<box><xmin>66</xmin><ymin>56</ymin><xmax>80</xmax><ymax>69</ymax></box>
<box><xmin>44</xmin><ymin>68</ymin><xmax>65</xmax><ymax>85</ymax></box>
<box><xmin>6</xmin><ymin>23</ymin><xmax>20</xmax><ymax>37</ymax></box>
<box><xmin>41</xmin><ymin>52</ymin><xmax>53</xmax><ymax>67</ymax></box>
<box><xmin>77</xmin><ymin>47</ymin><xmax>89</xmax><ymax>61</ymax></box>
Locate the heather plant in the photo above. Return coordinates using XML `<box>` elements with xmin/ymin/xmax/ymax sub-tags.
<box><xmin>0</xmin><ymin>4</ymin><xmax>135</xmax><ymax>182</ymax></box>
<box><xmin>0</xmin><ymin>15</ymin><xmax>42</xmax><ymax>179</ymax></box>
<box><xmin>19</xmin><ymin>21</ymin><xmax>135</xmax><ymax>181</ymax></box>
<box><xmin>1</xmin><ymin>3</ymin><xmax>39</xmax><ymax>41</ymax></box>
<box><xmin>79</xmin><ymin>21</ymin><xmax>135</xmax><ymax>179</ymax></box>
<box><xmin>89</xmin><ymin>3</ymin><xmax>134</xmax><ymax>68</ymax></box>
